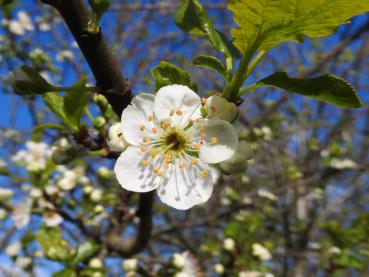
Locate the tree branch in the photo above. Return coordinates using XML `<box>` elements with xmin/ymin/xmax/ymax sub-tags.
<box><xmin>39</xmin><ymin>0</ymin><xmax>153</xmax><ymax>257</ymax></box>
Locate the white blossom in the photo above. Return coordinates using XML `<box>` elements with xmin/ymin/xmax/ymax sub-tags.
<box><xmin>0</xmin><ymin>208</ymin><xmax>7</xmax><ymax>220</ymax></box>
<box><xmin>5</xmin><ymin>242</ymin><xmax>21</xmax><ymax>256</ymax></box>
<box><xmin>223</xmin><ymin>237</ymin><xmax>236</xmax><ymax>251</ymax></box>
<box><xmin>219</xmin><ymin>140</ymin><xmax>252</xmax><ymax>173</ymax></box>
<box><xmin>114</xmin><ymin>85</ymin><xmax>238</xmax><ymax>209</ymax></box>
<box><xmin>107</xmin><ymin>122</ymin><xmax>129</xmax><ymax>152</ymax></box>
<box><xmin>257</xmin><ymin>189</ymin><xmax>277</xmax><ymax>201</ymax></box>
<box><xmin>330</xmin><ymin>158</ymin><xmax>357</xmax><ymax>170</ymax></box>
<box><xmin>57</xmin><ymin>166</ymin><xmax>88</xmax><ymax>190</ymax></box>
<box><xmin>8</xmin><ymin>11</ymin><xmax>34</xmax><ymax>35</ymax></box>
<box><xmin>122</xmin><ymin>258</ymin><xmax>138</xmax><ymax>272</ymax></box>
<box><xmin>38</xmin><ymin>22</ymin><xmax>51</xmax><ymax>31</ymax></box>
<box><xmin>239</xmin><ymin>271</ymin><xmax>262</xmax><ymax>277</ymax></box>
<box><xmin>90</xmin><ymin>189</ymin><xmax>103</xmax><ymax>202</ymax></box>
<box><xmin>15</xmin><ymin>256</ymin><xmax>31</xmax><ymax>268</ymax></box>
<box><xmin>12</xmin><ymin>141</ymin><xmax>51</xmax><ymax>172</ymax></box>
<box><xmin>205</xmin><ymin>95</ymin><xmax>238</xmax><ymax>122</ymax></box>
<box><xmin>252</xmin><ymin>243</ymin><xmax>272</xmax><ymax>261</ymax></box>
<box><xmin>12</xmin><ymin>198</ymin><xmax>32</xmax><ymax>228</ymax></box>
<box><xmin>328</xmin><ymin>246</ymin><xmax>341</xmax><ymax>255</ymax></box>
<box><xmin>56</xmin><ymin>50</ymin><xmax>74</xmax><ymax>62</ymax></box>
<box><xmin>171</xmin><ymin>252</ymin><xmax>199</xmax><ymax>277</ymax></box>
<box><xmin>89</xmin><ymin>258</ymin><xmax>103</xmax><ymax>269</ymax></box>
<box><xmin>43</xmin><ymin>212</ymin><xmax>63</xmax><ymax>227</ymax></box>
<box><xmin>214</xmin><ymin>264</ymin><xmax>225</xmax><ymax>274</ymax></box>
<box><xmin>0</xmin><ymin>188</ymin><xmax>13</xmax><ymax>202</ymax></box>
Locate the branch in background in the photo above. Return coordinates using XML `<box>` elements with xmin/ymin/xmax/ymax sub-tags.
<box><xmin>39</xmin><ymin>0</ymin><xmax>153</xmax><ymax>257</ymax></box>
<box><xmin>40</xmin><ymin>0</ymin><xmax>132</xmax><ymax>116</ymax></box>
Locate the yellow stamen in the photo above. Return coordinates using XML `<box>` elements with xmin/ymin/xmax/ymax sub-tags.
<box><xmin>143</xmin><ymin>136</ymin><xmax>150</xmax><ymax>143</ymax></box>
<box><xmin>176</xmin><ymin>109</ymin><xmax>183</xmax><ymax>116</ymax></box>
<box><xmin>140</xmin><ymin>146</ymin><xmax>147</xmax><ymax>152</ymax></box>
<box><xmin>190</xmin><ymin>160</ymin><xmax>197</xmax><ymax>166</ymax></box>
<box><xmin>200</xmin><ymin>170</ymin><xmax>207</xmax><ymax>177</ymax></box>
<box><xmin>153</xmin><ymin>167</ymin><xmax>159</xmax><ymax>173</ymax></box>
<box><xmin>141</xmin><ymin>159</ymin><xmax>149</xmax><ymax>166</ymax></box>
<box><xmin>200</xmin><ymin>132</ymin><xmax>206</xmax><ymax>139</ymax></box>
<box><xmin>210</xmin><ymin>106</ymin><xmax>216</xmax><ymax>113</ymax></box>
<box><xmin>149</xmin><ymin>149</ymin><xmax>157</xmax><ymax>158</ymax></box>
<box><xmin>139</xmin><ymin>125</ymin><xmax>145</xmax><ymax>131</ymax></box>
<box><xmin>147</xmin><ymin>115</ymin><xmax>153</xmax><ymax>121</ymax></box>
<box><xmin>201</xmin><ymin>98</ymin><xmax>207</xmax><ymax>105</ymax></box>
<box><xmin>194</xmin><ymin>143</ymin><xmax>201</xmax><ymax>150</ymax></box>
<box><xmin>210</xmin><ymin>137</ymin><xmax>218</xmax><ymax>144</ymax></box>
<box><xmin>157</xmin><ymin>171</ymin><xmax>164</xmax><ymax>177</ymax></box>
<box><xmin>161</xmin><ymin>121</ymin><xmax>170</xmax><ymax>129</ymax></box>
<box><xmin>151</xmin><ymin>127</ymin><xmax>157</xmax><ymax>133</ymax></box>
<box><xmin>179</xmin><ymin>164</ymin><xmax>186</xmax><ymax>169</ymax></box>
<box><xmin>170</xmin><ymin>110</ymin><xmax>175</xmax><ymax>116</ymax></box>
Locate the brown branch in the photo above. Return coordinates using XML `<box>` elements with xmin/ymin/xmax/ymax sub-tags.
<box><xmin>39</xmin><ymin>0</ymin><xmax>153</xmax><ymax>257</ymax></box>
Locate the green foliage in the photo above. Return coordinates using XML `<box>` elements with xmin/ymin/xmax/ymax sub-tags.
<box><xmin>254</xmin><ymin>72</ymin><xmax>363</xmax><ymax>108</ymax></box>
<box><xmin>71</xmin><ymin>241</ymin><xmax>100</xmax><ymax>265</ymax></box>
<box><xmin>43</xmin><ymin>78</ymin><xmax>90</xmax><ymax>131</ymax></box>
<box><xmin>193</xmin><ymin>55</ymin><xmax>226</xmax><ymax>78</ymax></box>
<box><xmin>151</xmin><ymin>61</ymin><xmax>198</xmax><ymax>92</ymax></box>
<box><xmin>175</xmin><ymin>0</ymin><xmax>232</xmax><ymax>58</ymax></box>
<box><xmin>228</xmin><ymin>0</ymin><xmax>369</xmax><ymax>54</ymax></box>
<box><xmin>88</xmin><ymin>0</ymin><xmax>110</xmax><ymax>23</ymax></box>
<box><xmin>36</xmin><ymin>226</ymin><xmax>71</xmax><ymax>262</ymax></box>
<box><xmin>53</xmin><ymin>269</ymin><xmax>77</xmax><ymax>277</ymax></box>
<box><xmin>13</xmin><ymin>66</ymin><xmax>53</xmax><ymax>95</ymax></box>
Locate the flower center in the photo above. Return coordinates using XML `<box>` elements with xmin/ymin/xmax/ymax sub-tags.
<box><xmin>162</xmin><ymin>128</ymin><xmax>189</xmax><ymax>153</ymax></box>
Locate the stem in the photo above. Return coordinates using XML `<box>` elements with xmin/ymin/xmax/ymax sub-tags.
<box><xmin>246</xmin><ymin>50</ymin><xmax>266</xmax><ymax>77</ymax></box>
<box><xmin>84</xmin><ymin>107</ymin><xmax>94</xmax><ymax>123</ymax></box>
<box><xmin>238</xmin><ymin>83</ymin><xmax>258</xmax><ymax>96</ymax></box>
<box><xmin>86</xmin><ymin>149</ymin><xmax>108</xmax><ymax>156</ymax></box>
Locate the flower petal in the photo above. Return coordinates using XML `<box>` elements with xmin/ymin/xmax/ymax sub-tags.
<box><xmin>121</xmin><ymin>93</ymin><xmax>155</xmax><ymax>146</ymax></box>
<box><xmin>154</xmin><ymin>85</ymin><xmax>202</xmax><ymax>128</ymax></box>
<box><xmin>157</xmin><ymin>159</ymin><xmax>216</xmax><ymax>210</ymax></box>
<box><xmin>114</xmin><ymin>146</ymin><xmax>159</xmax><ymax>192</ymax></box>
<box><xmin>206</xmin><ymin>95</ymin><xmax>238</xmax><ymax>122</ymax></box>
<box><xmin>195</xmin><ymin>119</ymin><xmax>238</xmax><ymax>164</ymax></box>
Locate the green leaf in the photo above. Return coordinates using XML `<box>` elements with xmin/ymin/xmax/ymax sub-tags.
<box><xmin>36</xmin><ymin>226</ymin><xmax>71</xmax><ymax>262</ymax></box>
<box><xmin>43</xmin><ymin>92</ymin><xmax>75</xmax><ymax>130</ymax></box>
<box><xmin>175</xmin><ymin>0</ymin><xmax>231</xmax><ymax>57</ymax></box>
<box><xmin>33</xmin><ymin>123</ymin><xmax>68</xmax><ymax>135</ymax></box>
<box><xmin>255</xmin><ymin>72</ymin><xmax>363</xmax><ymax>108</ymax></box>
<box><xmin>42</xmin><ymin>78</ymin><xmax>90</xmax><ymax>131</ymax></box>
<box><xmin>193</xmin><ymin>55</ymin><xmax>226</xmax><ymax>77</ymax></box>
<box><xmin>53</xmin><ymin>269</ymin><xmax>77</xmax><ymax>277</ymax></box>
<box><xmin>151</xmin><ymin>61</ymin><xmax>198</xmax><ymax>92</ymax></box>
<box><xmin>71</xmin><ymin>241</ymin><xmax>100</xmax><ymax>265</ymax></box>
<box><xmin>228</xmin><ymin>0</ymin><xmax>369</xmax><ymax>54</ymax></box>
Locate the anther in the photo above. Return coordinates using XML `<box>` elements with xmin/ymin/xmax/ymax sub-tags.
<box><xmin>141</xmin><ymin>159</ymin><xmax>149</xmax><ymax>166</ymax></box>
<box><xmin>157</xmin><ymin>171</ymin><xmax>164</xmax><ymax>177</ymax></box>
<box><xmin>190</xmin><ymin>160</ymin><xmax>197</xmax><ymax>166</ymax></box>
<box><xmin>139</xmin><ymin>125</ymin><xmax>145</xmax><ymax>131</ymax></box>
<box><xmin>153</xmin><ymin>167</ymin><xmax>159</xmax><ymax>173</ymax></box>
<box><xmin>147</xmin><ymin>115</ymin><xmax>153</xmax><ymax>121</ymax></box>
<box><xmin>140</xmin><ymin>146</ymin><xmax>147</xmax><ymax>152</ymax></box>
<box><xmin>194</xmin><ymin>143</ymin><xmax>201</xmax><ymax>150</ymax></box>
<box><xmin>201</xmin><ymin>98</ymin><xmax>207</xmax><ymax>105</ymax></box>
<box><xmin>210</xmin><ymin>106</ymin><xmax>216</xmax><ymax>113</ymax></box>
<box><xmin>210</xmin><ymin>137</ymin><xmax>218</xmax><ymax>144</ymax></box>
<box><xmin>200</xmin><ymin>170</ymin><xmax>207</xmax><ymax>177</ymax></box>
<box><xmin>143</xmin><ymin>136</ymin><xmax>150</xmax><ymax>143</ymax></box>
<box><xmin>149</xmin><ymin>149</ymin><xmax>157</xmax><ymax>158</ymax></box>
<box><xmin>151</xmin><ymin>127</ymin><xmax>157</xmax><ymax>133</ymax></box>
<box><xmin>176</xmin><ymin>109</ymin><xmax>183</xmax><ymax>116</ymax></box>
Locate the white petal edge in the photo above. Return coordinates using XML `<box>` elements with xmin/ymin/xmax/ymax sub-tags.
<box><xmin>154</xmin><ymin>85</ymin><xmax>202</xmax><ymax>128</ymax></box>
<box><xmin>206</xmin><ymin>95</ymin><xmax>238</xmax><ymax>123</ymax></box>
<box><xmin>121</xmin><ymin>93</ymin><xmax>155</xmax><ymax>146</ymax></box>
<box><xmin>157</xmin><ymin>159</ymin><xmax>215</xmax><ymax>210</ymax></box>
<box><xmin>114</xmin><ymin>146</ymin><xmax>159</xmax><ymax>193</ymax></box>
<box><xmin>196</xmin><ymin>119</ymin><xmax>238</xmax><ymax>164</ymax></box>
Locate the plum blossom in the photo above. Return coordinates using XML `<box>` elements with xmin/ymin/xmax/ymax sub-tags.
<box><xmin>252</xmin><ymin>243</ymin><xmax>272</xmax><ymax>261</ymax></box>
<box><xmin>107</xmin><ymin>122</ymin><xmax>129</xmax><ymax>152</ymax></box>
<box><xmin>12</xmin><ymin>141</ymin><xmax>51</xmax><ymax>172</ymax></box>
<box><xmin>172</xmin><ymin>251</ymin><xmax>200</xmax><ymax>276</ymax></box>
<box><xmin>122</xmin><ymin>258</ymin><xmax>138</xmax><ymax>272</ymax></box>
<box><xmin>205</xmin><ymin>95</ymin><xmax>238</xmax><ymax>122</ymax></box>
<box><xmin>114</xmin><ymin>85</ymin><xmax>238</xmax><ymax>209</ymax></box>
<box><xmin>8</xmin><ymin>11</ymin><xmax>34</xmax><ymax>35</ymax></box>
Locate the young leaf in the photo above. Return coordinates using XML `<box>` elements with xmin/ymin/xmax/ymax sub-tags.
<box><xmin>175</xmin><ymin>0</ymin><xmax>231</xmax><ymax>57</ymax></box>
<box><xmin>151</xmin><ymin>61</ymin><xmax>198</xmax><ymax>92</ymax></box>
<box><xmin>43</xmin><ymin>92</ymin><xmax>75</xmax><ymax>131</ymax></box>
<box><xmin>228</xmin><ymin>0</ymin><xmax>369</xmax><ymax>54</ymax></box>
<box><xmin>71</xmin><ymin>241</ymin><xmax>100</xmax><ymax>265</ymax></box>
<box><xmin>193</xmin><ymin>55</ymin><xmax>226</xmax><ymax>78</ymax></box>
<box><xmin>255</xmin><ymin>72</ymin><xmax>363</xmax><ymax>108</ymax></box>
<box><xmin>36</xmin><ymin>226</ymin><xmax>71</xmax><ymax>262</ymax></box>
<box><xmin>53</xmin><ymin>269</ymin><xmax>78</xmax><ymax>277</ymax></box>
<box><xmin>63</xmin><ymin>90</ymin><xmax>89</xmax><ymax>129</ymax></box>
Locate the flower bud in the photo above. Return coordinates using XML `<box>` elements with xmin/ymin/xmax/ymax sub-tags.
<box><xmin>107</xmin><ymin>123</ymin><xmax>129</xmax><ymax>152</ymax></box>
<box><xmin>122</xmin><ymin>258</ymin><xmax>138</xmax><ymax>272</ymax></box>
<box><xmin>88</xmin><ymin>0</ymin><xmax>110</xmax><ymax>18</ymax></box>
<box><xmin>205</xmin><ymin>95</ymin><xmax>238</xmax><ymax>122</ymax></box>
<box><xmin>89</xmin><ymin>257</ymin><xmax>103</xmax><ymax>269</ymax></box>
<box><xmin>0</xmin><ymin>188</ymin><xmax>13</xmax><ymax>202</ymax></box>
<box><xmin>97</xmin><ymin>166</ymin><xmax>113</xmax><ymax>180</ymax></box>
<box><xmin>83</xmin><ymin>186</ymin><xmax>93</xmax><ymax>195</ymax></box>
<box><xmin>214</xmin><ymin>264</ymin><xmax>225</xmax><ymax>274</ymax></box>
<box><xmin>223</xmin><ymin>238</ymin><xmax>236</xmax><ymax>251</ymax></box>
<box><xmin>0</xmin><ymin>208</ymin><xmax>8</xmax><ymax>220</ymax></box>
<box><xmin>219</xmin><ymin>141</ymin><xmax>253</xmax><ymax>174</ymax></box>
<box><xmin>172</xmin><ymin>253</ymin><xmax>185</xmax><ymax>268</ymax></box>
<box><xmin>51</xmin><ymin>138</ymin><xmax>76</xmax><ymax>165</ymax></box>
<box><xmin>93</xmin><ymin>94</ymin><xmax>109</xmax><ymax>112</ymax></box>
<box><xmin>94</xmin><ymin>205</ymin><xmax>104</xmax><ymax>214</ymax></box>
<box><xmin>93</xmin><ymin>116</ymin><xmax>106</xmax><ymax>129</ymax></box>
<box><xmin>90</xmin><ymin>189</ymin><xmax>103</xmax><ymax>202</ymax></box>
